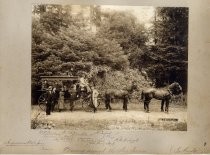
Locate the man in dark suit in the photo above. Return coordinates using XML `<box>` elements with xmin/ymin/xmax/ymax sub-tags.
<box><xmin>46</xmin><ymin>86</ymin><xmax>54</xmax><ymax>115</ymax></box>
<box><xmin>51</xmin><ymin>87</ymin><xmax>59</xmax><ymax>112</ymax></box>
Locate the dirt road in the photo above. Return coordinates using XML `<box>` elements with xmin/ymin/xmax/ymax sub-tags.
<box><xmin>31</xmin><ymin>101</ymin><xmax>187</xmax><ymax>131</ymax></box>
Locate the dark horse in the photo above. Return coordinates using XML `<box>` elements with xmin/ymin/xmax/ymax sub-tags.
<box><xmin>105</xmin><ymin>82</ymin><xmax>137</xmax><ymax>111</ymax></box>
<box><xmin>141</xmin><ymin>82</ymin><xmax>182</xmax><ymax>113</ymax></box>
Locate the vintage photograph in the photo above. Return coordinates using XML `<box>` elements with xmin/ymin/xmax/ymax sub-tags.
<box><xmin>31</xmin><ymin>5</ymin><xmax>188</xmax><ymax>131</ymax></box>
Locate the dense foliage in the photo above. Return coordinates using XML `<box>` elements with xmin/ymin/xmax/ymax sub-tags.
<box><xmin>129</xmin><ymin>7</ymin><xmax>188</xmax><ymax>92</ymax></box>
<box><xmin>32</xmin><ymin>5</ymin><xmax>188</xmax><ymax>103</ymax></box>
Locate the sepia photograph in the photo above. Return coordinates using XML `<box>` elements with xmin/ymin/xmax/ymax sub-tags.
<box><xmin>31</xmin><ymin>4</ymin><xmax>188</xmax><ymax>131</ymax></box>
<box><xmin>2</xmin><ymin>0</ymin><xmax>210</xmax><ymax>153</ymax></box>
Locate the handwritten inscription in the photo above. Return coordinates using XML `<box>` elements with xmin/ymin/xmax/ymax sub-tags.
<box><xmin>170</xmin><ymin>146</ymin><xmax>204</xmax><ymax>153</ymax></box>
<box><xmin>4</xmin><ymin>139</ymin><xmax>43</xmax><ymax>146</ymax></box>
<box><xmin>63</xmin><ymin>146</ymin><xmax>71</xmax><ymax>152</ymax></box>
<box><xmin>0</xmin><ymin>130</ymin><xmax>208</xmax><ymax>154</ymax></box>
<box><xmin>37</xmin><ymin>130</ymin><xmax>145</xmax><ymax>153</ymax></box>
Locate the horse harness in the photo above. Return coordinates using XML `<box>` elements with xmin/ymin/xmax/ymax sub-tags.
<box><xmin>166</xmin><ymin>89</ymin><xmax>173</xmax><ymax>98</ymax></box>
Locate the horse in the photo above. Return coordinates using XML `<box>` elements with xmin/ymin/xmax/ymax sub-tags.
<box><xmin>104</xmin><ymin>82</ymin><xmax>138</xmax><ymax>112</ymax></box>
<box><xmin>141</xmin><ymin>82</ymin><xmax>182</xmax><ymax>113</ymax></box>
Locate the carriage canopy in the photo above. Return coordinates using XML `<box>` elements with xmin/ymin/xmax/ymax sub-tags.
<box><xmin>40</xmin><ymin>75</ymin><xmax>81</xmax><ymax>91</ymax></box>
<box><xmin>40</xmin><ymin>75</ymin><xmax>80</xmax><ymax>81</ymax></box>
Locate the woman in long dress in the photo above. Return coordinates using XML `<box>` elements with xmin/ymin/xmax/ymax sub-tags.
<box><xmin>58</xmin><ymin>88</ymin><xmax>65</xmax><ymax>112</ymax></box>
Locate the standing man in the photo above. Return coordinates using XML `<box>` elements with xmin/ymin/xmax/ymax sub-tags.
<box><xmin>46</xmin><ymin>86</ymin><xmax>54</xmax><ymax>115</ymax></box>
<box><xmin>69</xmin><ymin>83</ymin><xmax>77</xmax><ymax>111</ymax></box>
<box><xmin>123</xmin><ymin>94</ymin><xmax>129</xmax><ymax>112</ymax></box>
<box><xmin>91</xmin><ymin>86</ymin><xmax>99</xmax><ymax>113</ymax></box>
<box><xmin>105</xmin><ymin>94</ymin><xmax>112</xmax><ymax>111</ymax></box>
<box><xmin>51</xmin><ymin>87</ymin><xmax>58</xmax><ymax>112</ymax></box>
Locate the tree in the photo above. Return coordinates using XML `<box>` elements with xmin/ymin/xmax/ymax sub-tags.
<box><xmin>97</xmin><ymin>11</ymin><xmax>148</xmax><ymax>51</ymax></box>
<box><xmin>32</xmin><ymin>5</ymin><xmax>131</xmax><ymax>82</ymax></box>
<box><xmin>153</xmin><ymin>7</ymin><xmax>189</xmax><ymax>46</ymax></box>
<box><xmin>31</xmin><ymin>5</ymin><xmax>153</xmax><ymax>103</ymax></box>
<box><xmin>132</xmin><ymin>7</ymin><xmax>188</xmax><ymax>92</ymax></box>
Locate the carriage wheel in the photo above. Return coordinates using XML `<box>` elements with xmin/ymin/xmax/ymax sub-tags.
<box><xmin>38</xmin><ymin>93</ymin><xmax>47</xmax><ymax>111</ymax></box>
<box><xmin>82</xmin><ymin>97</ymin><xmax>93</xmax><ymax>112</ymax></box>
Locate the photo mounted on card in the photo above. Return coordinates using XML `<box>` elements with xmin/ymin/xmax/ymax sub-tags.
<box><xmin>1</xmin><ymin>0</ymin><xmax>210</xmax><ymax>154</ymax></box>
<box><xmin>31</xmin><ymin>4</ymin><xmax>188</xmax><ymax>131</ymax></box>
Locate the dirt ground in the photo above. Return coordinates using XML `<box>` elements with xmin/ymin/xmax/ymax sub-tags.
<box><xmin>31</xmin><ymin>100</ymin><xmax>187</xmax><ymax>131</ymax></box>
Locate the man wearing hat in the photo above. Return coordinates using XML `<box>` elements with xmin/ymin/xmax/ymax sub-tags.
<box><xmin>46</xmin><ymin>86</ymin><xmax>54</xmax><ymax>115</ymax></box>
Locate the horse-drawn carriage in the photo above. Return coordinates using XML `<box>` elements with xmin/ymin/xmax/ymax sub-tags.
<box><xmin>38</xmin><ymin>75</ymin><xmax>99</xmax><ymax>112</ymax></box>
<box><xmin>37</xmin><ymin>75</ymin><xmax>183</xmax><ymax>113</ymax></box>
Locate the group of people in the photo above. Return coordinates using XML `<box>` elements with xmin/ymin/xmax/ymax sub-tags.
<box><xmin>45</xmin><ymin>80</ymin><xmax>99</xmax><ymax>115</ymax></box>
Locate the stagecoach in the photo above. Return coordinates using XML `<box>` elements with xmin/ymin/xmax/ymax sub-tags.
<box><xmin>38</xmin><ymin>75</ymin><xmax>98</xmax><ymax>112</ymax></box>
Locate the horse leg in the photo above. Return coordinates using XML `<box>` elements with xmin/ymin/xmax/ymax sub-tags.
<box><xmin>146</xmin><ymin>101</ymin><xmax>150</xmax><ymax>112</ymax></box>
<box><xmin>70</xmin><ymin>100</ymin><xmax>74</xmax><ymax>112</ymax></box>
<box><xmin>144</xmin><ymin>101</ymin><xmax>146</xmax><ymax>111</ymax></box>
<box><xmin>105</xmin><ymin>100</ymin><xmax>108</xmax><ymax>109</ymax></box>
<box><xmin>123</xmin><ymin>98</ymin><xmax>128</xmax><ymax>112</ymax></box>
<box><xmin>165</xmin><ymin>99</ymin><xmax>169</xmax><ymax>113</ymax></box>
<box><xmin>144</xmin><ymin>100</ymin><xmax>149</xmax><ymax>111</ymax></box>
<box><xmin>144</xmin><ymin>100</ymin><xmax>150</xmax><ymax>113</ymax></box>
<box><xmin>161</xmin><ymin>100</ymin><xmax>165</xmax><ymax>112</ymax></box>
<box><xmin>147</xmin><ymin>101</ymin><xmax>150</xmax><ymax>112</ymax></box>
<box><xmin>106</xmin><ymin>96</ymin><xmax>112</xmax><ymax>111</ymax></box>
<box><xmin>109</xmin><ymin>98</ymin><xmax>112</xmax><ymax>111</ymax></box>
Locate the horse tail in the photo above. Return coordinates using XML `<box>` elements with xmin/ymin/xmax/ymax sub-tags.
<box><xmin>141</xmin><ymin>90</ymin><xmax>145</xmax><ymax>101</ymax></box>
